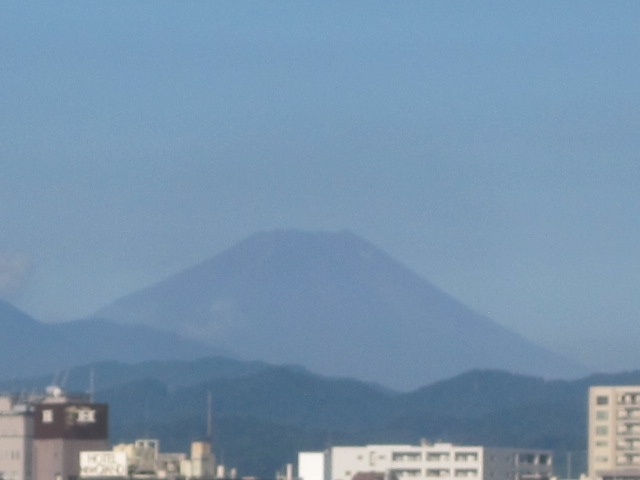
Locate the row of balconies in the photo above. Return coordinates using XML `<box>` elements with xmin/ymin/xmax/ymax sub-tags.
<box><xmin>617</xmin><ymin>406</ymin><xmax>640</xmax><ymax>418</ymax></box>
<box><xmin>388</xmin><ymin>468</ymin><xmax>479</xmax><ymax>477</ymax></box>
<box><xmin>391</xmin><ymin>453</ymin><xmax>479</xmax><ymax>463</ymax></box>
<box><xmin>617</xmin><ymin>394</ymin><xmax>640</xmax><ymax>405</ymax></box>
<box><xmin>616</xmin><ymin>454</ymin><xmax>640</xmax><ymax>465</ymax></box>
<box><xmin>617</xmin><ymin>440</ymin><xmax>640</xmax><ymax>451</ymax></box>
<box><xmin>516</xmin><ymin>454</ymin><xmax>552</xmax><ymax>466</ymax></box>
<box><xmin>617</xmin><ymin>426</ymin><xmax>640</xmax><ymax>435</ymax></box>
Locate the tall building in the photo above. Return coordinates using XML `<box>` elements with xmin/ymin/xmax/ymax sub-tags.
<box><xmin>299</xmin><ymin>443</ymin><xmax>552</xmax><ymax>480</ymax></box>
<box><xmin>0</xmin><ymin>395</ymin><xmax>34</xmax><ymax>480</ymax></box>
<box><xmin>32</xmin><ymin>387</ymin><xmax>108</xmax><ymax>480</ymax></box>
<box><xmin>588</xmin><ymin>386</ymin><xmax>640</xmax><ymax>480</ymax></box>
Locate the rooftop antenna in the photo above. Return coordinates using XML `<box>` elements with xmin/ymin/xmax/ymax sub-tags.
<box><xmin>206</xmin><ymin>390</ymin><xmax>213</xmax><ymax>443</ymax></box>
<box><xmin>89</xmin><ymin>368</ymin><xmax>95</xmax><ymax>403</ymax></box>
<box><xmin>60</xmin><ymin>368</ymin><xmax>70</xmax><ymax>390</ymax></box>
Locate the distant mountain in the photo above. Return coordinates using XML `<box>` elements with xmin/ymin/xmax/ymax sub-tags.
<box><xmin>0</xmin><ymin>299</ymin><xmax>69</xmax><ymax>378</ymax></box>
<box><xmin>98</xmin><ymin>364</ymin><xmax>640</xmax><ymax>477</ymax></box>
<box><xmin>0</xmin><ymin>299</ymin><xmax>223</xmax><ymax>380</ymax></box>
<box><xmin>93</xmin><ymin>230</ymin><xmax>587</xmax><ymax>390</ymax></box>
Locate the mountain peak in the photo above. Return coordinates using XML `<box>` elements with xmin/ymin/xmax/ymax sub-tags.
<box><xmin>94</xmin><ymin>230</ymin><xmax>587</xmax><ymax>390</ymax></box>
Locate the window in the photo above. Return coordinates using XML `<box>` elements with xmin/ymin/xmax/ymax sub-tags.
<box><xmin>596</xmin><ymin>441</ymin><xmax>608</xmax><ymax>447</ymax></box>
<box><xmin>42</xmin><ymin>409</ymin><xmax>54</xmax><ymax>423</ymax></box>
<box><xmin>597</xmin><ymin>396</ymin><xmax>609</xmax><ymax>405</ymax></box>
<box><xmin>456</xmin><ymin>453</ymin><xmax>478</xmax><ymax>462</ymax></box>
<box><xmin>393</xmin><ymin>452</ymin><xmax>422</xmax><ymax>462</ymax></box>
<box><xmin>391</xmin><ymin>469</ymin><xmax>421</xmax><ymax>477</ymax></box>
<box><xmin>595</xmin><ymin>456</ymin><xmax>608</xmax><ymax>463</ymax></box>
<box><xmin>76</xmin><ymin>408</ymin><xmax>96</xmax><ymax>423</ymax></box>
<box><xmin>427</xmin><ymin>470</ymin><xmax>450</xmax><ymax>477</ymax></box>
<box><xmin>596</xmin><ymin>426</ymin><xmax>609</xmax><ymax>435</ymax></box>
<box><xmin>427</xmin><ymin>452</ymin><xmax>450</xmax><ymax>461</ymax></box>
<box><xmin>455</xmin><ymin>470</ymin><xmax>478</xmax><ymax>477</ymax></box>
<box><xmin>596</xmin><ymin>411</ymin><xmax>609</xmax><ymax>420</ymax></box>
<box><xmin>518</xmin><ymin>454</ymin><xmax>535</xmax><ymax>464</ymax></box>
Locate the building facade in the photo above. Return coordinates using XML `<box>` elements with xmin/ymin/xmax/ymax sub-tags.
<box><xmin>588</xmin><ymin>386</ymin><xmax>640</xmax><ymax>480</ymax></box>
<box><xmin>32</xmin><ymin>389</ymin><xmax>109</xmax><ymax>480</ymax></box>
<box><xmin>82</xmin><ymin>439</ymin><xmax>217</xmax><ymax>479</ymax></box>
<box><xmin>0</xmin><ymin>396</ymin><xmax>34</xmax><ymax>480</ymax></box>
<box><xmin>299</xmin><ymin>443</ymin><xmax>552</xmax><ymax>480</ymax></box>
<box><xmin>299</xmin><ymin>452</ymin><xmax>327</xmax><ymax>480</ymax></box>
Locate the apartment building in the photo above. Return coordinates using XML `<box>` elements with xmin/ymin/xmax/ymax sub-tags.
<box><xmin>588</xmin><ymin>386</ymin><xmax>640</xmax><ymax>480</ymax></box>
<box><xmin>0</xmin><ymin>396</ymin><xmax>34</xmax><ymax>480</ymax></box>
<box><xmin>299</xmin><ymin>443</ymin><xmax>552</xmax><ymax>480</ymax></box>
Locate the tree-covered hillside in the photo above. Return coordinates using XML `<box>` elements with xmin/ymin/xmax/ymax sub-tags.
<box><xmin>3</xmin><ymin>357</ymin><xmax>639</xmax><ymax>478</ymax></box>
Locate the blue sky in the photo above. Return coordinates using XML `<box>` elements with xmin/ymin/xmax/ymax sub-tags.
<box><xmin>1</xmin><ymin>1</ymin><xmax>639</xmax><ymax>372</ymax></box>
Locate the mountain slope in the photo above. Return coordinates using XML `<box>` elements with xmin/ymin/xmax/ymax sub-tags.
<box><xmin>94</xmin><ymin>230</ymin><xmax>586</xmax><ymax>389</ymax></box>
<box><xmin>0</xmin><ymin>299</ymin><xmax>222</xmax><ymax>379</ymax></box>
<box><xmin>0</xmin><ymin>299</ymin><xmax>71</xmax><ymax>377</ymax></box>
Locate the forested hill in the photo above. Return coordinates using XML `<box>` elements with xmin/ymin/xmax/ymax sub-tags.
<box><xmin>3</xmin><ymin>357</ymin><xmax>639</xmax><ymax>478</ymax></box>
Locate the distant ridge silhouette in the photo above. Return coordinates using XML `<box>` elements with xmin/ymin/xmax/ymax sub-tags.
<box><xmin>0</xmin><ymin>299</ymin><xmax>221</xmax><ymax>379</ymax></box>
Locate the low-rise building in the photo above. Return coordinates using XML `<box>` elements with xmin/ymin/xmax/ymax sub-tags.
<box><xmin>83</xmin><ymin>439</ymin><xmax>216</xmax><ymax>480</ymax></box>
<box><xmin>0</xmin><ymin>389</ymin><xmax>222</xmax><ymax>480</ymax></box>
<box><xmin>299</xmin><ymin>443</ymin><xmax>552</xmax><ymax>480</ymax></box>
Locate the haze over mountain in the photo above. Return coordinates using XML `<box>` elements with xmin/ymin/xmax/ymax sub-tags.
<box><xmin>0</xmin><ymin>299</ymin><xmax>223</xmax><ymax>380</ymax></box>
<box><xmin>94</xmin><ymin>230</ymin><xmax>587</xmax><ymax>390</ymax></box>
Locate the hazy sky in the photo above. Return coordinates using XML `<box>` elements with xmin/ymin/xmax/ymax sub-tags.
<box><xmin>1</xmin><ymin>1</ymin><xmax>639</xmax><ymax>372</ymax></box>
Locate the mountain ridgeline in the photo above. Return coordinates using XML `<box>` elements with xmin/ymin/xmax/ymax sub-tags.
<box><xmin>94</xmin><ymin>230</ymin><xmax>586</xmax><ymax>390</ymax></box>
<box><xmin>0</xmin><ymin>299</ymin><xmax>224</xmax><ymax>379</ymax></box>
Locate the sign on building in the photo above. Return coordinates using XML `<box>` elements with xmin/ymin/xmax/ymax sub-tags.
<box><xmin>80</xmin><ymin>451</ymin><xmax>128</xmax><ymax>478</ymax></box>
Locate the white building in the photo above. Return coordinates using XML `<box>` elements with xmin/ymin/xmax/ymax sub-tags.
<box><xmin>86</xmin><ymin>439</ymin><xmax>216</xmax><ymax>479</ymax></box>
<box><xmin>299</xmin><ymin>443</ymin><xmax>552</xmax><ymax>480</ymax></box>
<box><xmin>299</xmin><ymin>452</ymin><xmax>327</xmax><ymax>480</ymax></box>
<box><xmin>588</xmin><ymin>385</ymin><xmax>640</xmax><ymax>480</ymax></box>
<box><xmin>181</xmin><ymin>442</ymin><xmax>216</xmax><ymax>479</ymax></box>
